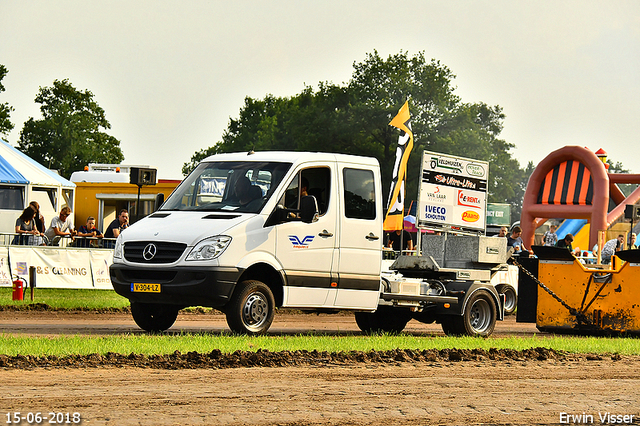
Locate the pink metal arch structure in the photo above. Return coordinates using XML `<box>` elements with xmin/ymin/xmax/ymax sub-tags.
<box><xmin>521</xmin><ymin>146</ymin><xmax>609</xmax><ymax>250</ymax></box>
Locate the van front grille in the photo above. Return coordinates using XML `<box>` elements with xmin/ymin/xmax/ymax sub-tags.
<box><xmin>123</xmin><ymin>241</ymin><xmax>187</xmax><ymax>264</ymax></box>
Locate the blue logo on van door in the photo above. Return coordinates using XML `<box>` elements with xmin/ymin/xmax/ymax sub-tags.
<box><xmin>289</xmin><ymin>235</ymin><xmax>314</xmax><ymax>248</ymax></box>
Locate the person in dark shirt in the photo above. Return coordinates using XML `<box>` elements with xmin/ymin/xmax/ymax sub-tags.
<box><xmin>76</xmin><ymin>216</ymin><xmax>103</xmax><ymax>248</ymax></box>
<box><xmin>387</xmin><ymin>229</ymin><xmax>414</xmax><ymax>252</ymax></box>
<box><xmin>507</xmin><ymin>226</ymin><xmax>526</xmax><ymax>254</ymax></box>
<box><xmin>556</xmin><ymin>233</ymin><xmax>580</xmax><ymax>256</ymax></box>
<box><xmin>29</xmin><ymin>201</ymin><xmax>46</xmax><ymax>234</ymax></box>
<box><xmin>104</xmin><ymin>209</ymin><xmax>129</xmax><ymax>248</ymax></box>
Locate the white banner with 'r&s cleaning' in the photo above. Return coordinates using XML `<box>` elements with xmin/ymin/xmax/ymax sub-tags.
<box><xmin>5</xmin><ymin>247</ymin><xmax>113</xmax><ymax>289</ymax></box>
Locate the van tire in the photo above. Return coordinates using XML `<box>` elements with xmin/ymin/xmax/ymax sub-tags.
<box><xmin>226</xmin><ymin>280</ymin><xmax>275</xmax><ymax>335</ymax></box>
<box><xmin>130</xmin><ymin>302</ymin><xmax>179</xmax><ymax>332</ymax></box>
<box><xmin>440</xmin><ymin>290</ymin><xmax>497</xmax><ymax>337</ymax></box>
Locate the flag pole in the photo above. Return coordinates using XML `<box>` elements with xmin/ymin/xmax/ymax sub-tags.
<box><xmin>400</xmin><ymin>173</ymin><xmax>406</xmax><ymax>254</ymax></box>
<box><xmin>383</xmin><ymin>100</ymin><xmax>413</xmax><ymax>236</ymax></box>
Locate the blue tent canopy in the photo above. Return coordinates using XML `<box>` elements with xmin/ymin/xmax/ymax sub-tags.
<box><xmin>0</xmin><ymin>154</ymin><xmax>28</xmax><ymax>185</ymax></box>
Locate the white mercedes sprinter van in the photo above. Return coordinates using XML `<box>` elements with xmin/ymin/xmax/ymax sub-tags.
<box><xmin>110</xmin><ymin>151</ymin><xmax>384</xmax><ymax>334</ymax></box>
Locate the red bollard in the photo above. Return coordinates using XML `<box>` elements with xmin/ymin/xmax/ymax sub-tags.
<box><xmin>12</xmin><ymin>278</ymin><xmax>24</xmax><ymax>301</ymax></box>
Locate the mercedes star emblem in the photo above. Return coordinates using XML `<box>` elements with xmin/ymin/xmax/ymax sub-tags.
<box><xmin>142</xmin><ymin>243</ymin><xmax>157</xmax><ymax>261</ymax></box>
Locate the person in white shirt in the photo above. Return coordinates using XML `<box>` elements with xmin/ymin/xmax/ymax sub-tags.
<box><xmin>600</xmin><ymin>235</ymin><xmax>624</xmax><ymax>264</ymax></box>
<box><xmin>543</xmin><ymin>224</ymin><xmax>558</xmax><ymax>247</ymax></box>
<box><xmin>44</xmin><ymin>206</ymin><xmax>76</xmax><ymax>245</ymax></box>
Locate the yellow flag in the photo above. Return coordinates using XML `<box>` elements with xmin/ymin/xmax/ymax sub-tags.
<box><xmin>383</xmin><ymin>101</ymin><xmax>413</xmax><ymax>231</ymax></box>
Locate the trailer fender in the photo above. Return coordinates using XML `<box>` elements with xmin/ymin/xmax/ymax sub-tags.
<box><xmin>461</xmin><ymin>283</ymin><xmax>504</xmax><ymax>321</ymax></box>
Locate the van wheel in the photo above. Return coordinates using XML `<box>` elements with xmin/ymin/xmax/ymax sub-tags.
<box><xmin>499</xmin><ymin>285</ymin><xmax>517</xmax><ymax>315</ymax></box>
<box><xmin>130</xmin><ymin>302</ymin><xmax>179</xmax><ymax>332</ymax></box>
<box><xmin>226</xmin><ymin>280</ymin><xmax>275</xmax><ymax>335</ymax></box>
<box><xmin>440</xmin><ymin>290</ymin><xmax>497</xmax><ymax>337</ymax></box>
<box><xmin>354</xmin><ymin>306</ymin><xmax>410</xmax><ymax>334</ymax></box>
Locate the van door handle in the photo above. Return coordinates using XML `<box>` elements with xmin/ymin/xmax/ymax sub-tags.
<box><xmin>366</xmin><ymin>233</ymin><xmax>380</xmax><ymax>241</ymax></box>
<box><xmin>319</xmin><ymin>230</ymin><xmax>334</xmax><ymax>238</ymax></box>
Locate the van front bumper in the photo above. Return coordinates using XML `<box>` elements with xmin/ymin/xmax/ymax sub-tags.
<box><xmin>109</xmin><ymin>263</ymin><xmax>243</xmax><ymax>308</ymax></box>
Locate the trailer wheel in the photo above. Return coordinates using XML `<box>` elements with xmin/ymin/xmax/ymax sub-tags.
<box><xmin>226</xmin><ymin>280</ymin><xmax>275</xmax><ymax>335</ymax></box>
<box><xmin>354</xmin><ymin>312</ymin><xmax>373</xmax><ymax>333</ymax></box>
<box><xmin>499</xmin><ymin>285</ymin><xmax>517</xmax><ymax>315</ymax></box>
<box><xmin>441</xmin><ymin>290</ymin><xmax>497</xmax><ymax>337</ymax></box>
<box><xmin>354</xmin><ymin>306</ymin><xmax>410</xmax><ymax>334</ymax></box>
<box><xmin>130</xmin><ymin>302</ymin><xmax>179</xmax><ymax>332</ymax></box>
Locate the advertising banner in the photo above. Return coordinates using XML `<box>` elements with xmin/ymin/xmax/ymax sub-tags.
<box><xmin>10</xmin><ymin>247</ymin><xmax>93</xmax><ymax>289</ymax></box>
<box><xmin>417</xmin><ymin>151</ymin><xmax>489</xmax><ymax>233</ymax></box>
<box><xmin>487</xmin><ymin>203</ymin><xmax>511</xmax><ymax>226</ymax></box>
<box><xmin>0</xmin><ymin>247</ymin><xmax>12</xmax><ymax>286</ymax></box>
<box><xmin>90</xmin><ymin>249</ymin><xmax>113</xmax><ymax>289</ymax></box>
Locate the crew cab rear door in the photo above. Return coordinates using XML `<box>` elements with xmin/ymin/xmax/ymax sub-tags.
<box><xmin>333</xmin><ymin>164</ymin><xmax>382</xmax><ymax>309</ymax></box>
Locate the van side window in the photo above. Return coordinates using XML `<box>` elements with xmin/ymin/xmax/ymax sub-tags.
<box><xmin>301</xmin><ymin>168</ymin><xmax>331</xmax><ymax>215</ymax></box>
<box><xmin>343</xmin><ymin>168</ymin><xmax>376</xmax><ymax>220</ymax></box>
<box><xmin>283</xmin><ymin>175</ymin><xmax>299</xmax><ymax>209</ymax></box>
<box><xmin>282</xmin><ymin>168</ymin><xmax>331</xmax><ymax>216</ymax></box>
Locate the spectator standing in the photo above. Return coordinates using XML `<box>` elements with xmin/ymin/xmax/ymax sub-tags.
<box><xmin>104</xmin><ymin>209</ymin><xmax>129</xmax><ymax>243</ymax></box>
<box><xmin>493</xmin><ymin>226</ymin><xmax>508</xmax><ymax>238</ymax></box>
<box><xmin>600</xmin><ymin>235</ymin><xmax>624</xmax><ymax>264</ymax></box>
<box><xmin>29</xmin><ymin>201</ymin><xmax>45</xmax><ymax>234</ymax></box>
<box><xmin>543</xmin><ymin>224</ymin><xmax>558</xmax><ymax>247</ymax></box>
<box><xmin>44</xmin><ymin>206</ymin><xmax>76</xmax><ymax>245</ymax></box>
<box><xmin>555</xmin><ymin>233</ymin><xmax>580</xmax><ymax>256</ymax></box>
<box><xmin>76</xmin><ymin>216</ymin><xmax>103</xmax><ymax>248</ymax></box>
<box><xmin>14</xmin><ymin>206</ymin><xmax>42</xmax><ymax>245</ymax></box>
<box><xmin>507</xmin><ymin>226</ymin><xmax>527</xmax><ymax>254</ymax></box>
<box><xmin>387</xmin><ymin>229</ymin><xmax>414</xmax><ymax>252</ymax></box>
<box><xmin>629</xmin><ymin>233</ymin><xmax>637</xmax><ymax>250</ymax></box>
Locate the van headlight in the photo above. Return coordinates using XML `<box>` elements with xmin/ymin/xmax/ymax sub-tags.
<box><xmin>113</xmin><ymin>235</ymin><xmax>124</xmax><ymax>259</ymax></box>
<box><xmin>186</xmin><ymin>236</ymin><xmax>232</xmax><ymax>261</ymax></box>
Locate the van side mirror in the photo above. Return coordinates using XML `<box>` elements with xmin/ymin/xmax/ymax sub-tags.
<box><xmin>154</xmin><ymin>193</ymin><xmax>165</xmax><ymax>211</ymax></box>
<box><xmin>300</xmin><ymin>195</ymin><xmax>319</xmax><ymax>223</ymax></box>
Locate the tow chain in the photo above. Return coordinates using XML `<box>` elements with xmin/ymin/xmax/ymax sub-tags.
<box><xmin>511</xmin><ymin>258</ymin><xmax>594</xmax><ymax>327</ymax></box>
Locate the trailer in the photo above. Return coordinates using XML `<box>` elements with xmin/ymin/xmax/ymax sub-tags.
<box><xmin>516</xmin><ymin>246</ymin><xmax>640</xmax><ymax>335</ymax></box>
<box><xmin>109</xmin><ymin>150</ymin><xmax>509</xmax><ymax>336</ymax></box>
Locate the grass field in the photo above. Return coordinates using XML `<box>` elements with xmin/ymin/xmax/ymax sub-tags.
<box><xmin>1</xmin><ymin>288</ymin><xmax>639</xmax><ymax>357</ymax></box>
<box><xmin>1</xmin><ymin>288</ymin><xmax>130</xmax><ymax>310</ymax></box>
<box><xmin>0</xmin><ymin>333</ymin><xmax>639</xmax><ymax>357</ymax></box>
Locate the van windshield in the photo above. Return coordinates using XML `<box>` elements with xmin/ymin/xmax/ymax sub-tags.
<box><xmin>161</xmin><ymin>161</ymin><xmax>292</xmax><ymax>213</ymax></box>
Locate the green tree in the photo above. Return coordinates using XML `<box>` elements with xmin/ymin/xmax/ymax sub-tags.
<box><xmin>0</xmin><ymin>64</ymin><xmax>14</xmax><ymax>137</ymax></box>
<box><xmin>18</xmin><ymin>79</ymin><xmax>124</xmax><ymax>178</ymax></box>
<box><xmin>184</xmin><ymin>51</ymin><xmax>526</xmax><ymax>216</ymax></box>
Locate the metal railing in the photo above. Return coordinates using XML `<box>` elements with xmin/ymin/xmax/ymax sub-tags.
<box><xmin>382</xmin><ymin>247</ymin><xmax>417</xmax><ymax>259</ymax></box>
<box><xmin>0</xmin><ymin>232</ymin><xmax>115</xmax><ymax>249</ymax></box>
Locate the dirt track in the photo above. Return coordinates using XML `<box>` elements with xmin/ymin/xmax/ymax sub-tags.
<box><xmin>1</xmin><ymin>311</ymin><xmax>640</xmax><ymax>425</ymax></box>
<box><xmin>0</xmin><ymin>309</ymin><xmax>537</xmax><ymax>337</ymax></box>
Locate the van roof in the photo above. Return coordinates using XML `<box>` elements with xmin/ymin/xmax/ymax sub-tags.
<box><xmin>202</xmin><ymin>151</ymin><xmax>379</xmax><ymax>167</ymax></box>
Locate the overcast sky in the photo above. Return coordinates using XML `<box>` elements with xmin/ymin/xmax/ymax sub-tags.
<box><xmin>1</xmin><ymin>1</ymin><xmax>639</xmax><ymax>179</ymax></box>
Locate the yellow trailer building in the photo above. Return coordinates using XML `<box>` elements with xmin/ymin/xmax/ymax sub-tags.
<box><xmin>70</xmin><ymin>165</ymin><xmax>180</xmax><ymax>232</ymax></box>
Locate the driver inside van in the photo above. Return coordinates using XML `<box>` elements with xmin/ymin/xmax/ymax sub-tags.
<box><xmin>233</xmin><ymin>175</ymin><xmax>262</xmax><ymax>206</ymax></box>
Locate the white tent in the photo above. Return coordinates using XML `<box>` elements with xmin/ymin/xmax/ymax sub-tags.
<box><xmin>0</xmin><ymin>140</ymin><xmax>75</xmax><ymax>235</ymax></box>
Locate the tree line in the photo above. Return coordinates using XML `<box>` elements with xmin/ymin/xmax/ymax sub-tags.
<box><xmin>182</xmin><ymin>51</ymin><xmax>532</xmax><ymax>219</ymax></box>
<box><xmin>0</xmin><ymin>67</ymin><xmax>124</xmax><ymax>179</ymax></box>
<box><xmin>2</xmin><ymin>52</ymin><xmax>535</xmax><ymax>217</ymax></box>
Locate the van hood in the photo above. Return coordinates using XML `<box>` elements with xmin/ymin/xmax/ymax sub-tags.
<box><xmin>119</xmin><ymin>211</ymin><xmax>252</xmax><ymax>245</ymax></box>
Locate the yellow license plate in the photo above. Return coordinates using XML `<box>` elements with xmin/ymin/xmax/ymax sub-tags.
<box><xmin>131</xmin><ymin>283</ymin><xmax>161</xmax><ymax>293</ymax></box>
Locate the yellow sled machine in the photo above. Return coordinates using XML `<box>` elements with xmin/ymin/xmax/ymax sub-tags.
<box><xmin>516</xmin><ymin>246</ymin><xmax>640</xmax><ymax>335</ymax></box>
